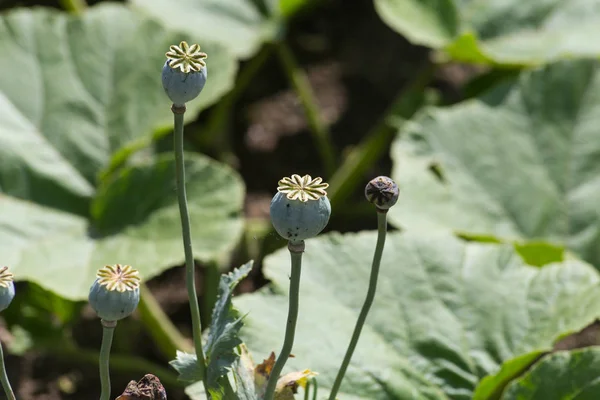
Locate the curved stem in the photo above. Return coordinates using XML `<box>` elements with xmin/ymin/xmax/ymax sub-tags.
<box><xmin>328</xmin><ymin>211</ymin><xmax>388</xmax><ymax>400</ymax></box>
<box><xmin>0</xmin><ymin>340</ymin><xmax>15</xmax><ymax>400</ymax></box>
<box><xmin>327</xmin><ymin>62</ymin><xmax>436</xmax><ymax>207</ymax></box>
<box><xmin>172</xmin><ymin>106</ymin><xmax>208</xmax><ymax>386</ymax></box>
<box><xmin>137</xmin><ymin>283</ymin><xmax>193</xmax><ymax>359</ymax></box>
<box><xmin>99</xmin><ymin>320</ymin><xmax>116</xmax><ymax>400</ymax></box>
<box><xmin>264</xmin><ymin>241</ymin><xmax>304</xmax><ymax>400</ymax></box>
<box><xmin>276</xmin><ymin>43</ymin><xmax>336</xmax><ymax>176</ymax></box>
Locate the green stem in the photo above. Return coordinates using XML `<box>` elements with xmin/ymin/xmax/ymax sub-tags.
<box><xmin>328</xmin><ymin>211</ymin><xmax>388</xmax><ymax>400</ymax></box>
<box><xmin>196</xmin><ymin>44</ymin><xmax>273</xmax><ymax>154</ymax></box>
<box><xmin>99</xmin><ymin>320</ymin><xmax>116</xmax><ymax>400</ymax></box>
<box><xmin>312</xmin><ymin>378</ymin><xmax>318</xmax><ymax>400</ymax></box>
<box><xmin>201</xmin><ymin>261</ymin><xmax>220</xmax><ymax>329</ymax></box>
<box><xmin>0</xmin><ymin>340</ymin><xmax>15</xmax><ymax>400</ymax></box>
<box><xmin>138</xmin><ymin>283</ymin><xmax>193</xmax><ymax>359</ymax></box>
<box><xmin>59</xmin><ymin>0</ymin><xmax>87</xmax><ymax>14</ymax></box>
<box><xmin>276</xmin><ymin>42</ymin><xmax>336</xmax><ymax>176</ymax></box>
<box><xmin>264</xmin><ymin>241</ymin><xmax>305</xmax><ymax>400</ymax></box>
<box><xmin>327</xmin><ymin>63</ymin><xmax>436</xmax><ymax>207</ymax></box>
<box><xmin>172</xmin><ymin>106</ymin><xmax>208</xmax><ymax>387</ymax></box>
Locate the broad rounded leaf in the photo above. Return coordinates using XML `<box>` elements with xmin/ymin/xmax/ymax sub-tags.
<box><xmin>2</xmin><ymin>152</ymin><xmax>244</xmax><ymax>300</ymax></box>
<box><xmin>375</xmin><ymin>0</ymin><xmax>600</xmax><ymax>65</ymax></box>
<box><xmin>0</xmin><ymin>5</ymin><xmax>241</xmax><ymax>299</ymax></box>
<box><xmin>502</xmin><ymin>348</ymin><xmax>600</xmax><ymax>399</ymax></box>
<box><xmin>389</xmin><ymin>59</ymin><xmax>600</xmax><ymax>267</ymax></box>
<box><xmin>235</xmin><ymin>230</ymin><xmax>600</xmax><ymax>399</ymax></box>
<box><xmin>130</xmin><ymin>0</ymin><xmax>278</xmax><ymax>58</ymax></box>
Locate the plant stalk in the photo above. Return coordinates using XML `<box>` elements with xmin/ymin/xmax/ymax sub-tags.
<box><xmin>328</xmin><ymin>211</ymin><xmax>388</xmax><ymax>400</ymax></box>
<box><xmin>99</xmin><ymin>320</ymin><xmax>116</xmax><ymax>400</ymax></box>
<box><xmin>0</xmin><ymin>340</ymin><xmax>14</xmax><ymax>400</ymax></box>
<box><xmin>172</xmin><ymin>105</ymin><xmax>208</xmax><ymax>388</ymax></box>
<box><xmin>276</xmin><ymin>42</ymin><xmax>336</xmax><ymax>176</ymax></box>
<box><xmin>138</xmin><ymin>283</ymin><xmax>193</xmax><ymax>359</ymax></box>
<box><xmin>263</xmin><ymin>240</ymin><xmax>305</xmax><ymax>400</ymax></box>
<box><xmin>327</xmin><ymin>62</ymin><xmax>436</xmax><ymax>207</ymax></box>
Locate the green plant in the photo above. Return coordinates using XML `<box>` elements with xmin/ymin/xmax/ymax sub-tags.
<box><xmin>2</xmin><ymin>0</ymin><xmax>600</xmax><ymax>399</ymax></box>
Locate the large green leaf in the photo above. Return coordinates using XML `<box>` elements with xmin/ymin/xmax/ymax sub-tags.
<box><xmin>130</xmin><ymin>0</ymin><xmax>279</xmax><ymax>58</ymax></box>
<box><xmin>502</xmin><ymin>347</ymin><xmax>600</xmax><ymax>399</ymax></box>
<box><xmin>2</xmin><ymin>152</ymin><xmax>244</xmax><ymax>300</ymax></box>
<box><xmin>0</xmin><ymin>5</ymin><xmax>242</xmax><ymax>299</ymax></box>
<box><xmin>389</xmin><ymin>59</ymin><xmax>600</xmax><ymax>268</ymax></box>
<box><xmin>375</xmin><ymin>0</ymin><xmax>600</xmax><ymax>65</ymax></box>
<box><xmin>235</xmin><ymin>230</ymin><xmax>600</xmax><ymax>399</ymax></box>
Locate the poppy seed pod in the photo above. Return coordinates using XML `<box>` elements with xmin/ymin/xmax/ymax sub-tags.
<box><xmin>0</xmin><ymin>267</ymin><xmax>15</xmax><ymax>312</ymax></box>
<box><xmin>161</xmin><ymin>41</ymin><xmax>208</xmax><ymax>106</ymax></box>
<box><xmin>270</xmin><ymin>174</ymin><xmax>331</xmax><ymax>244</ymax></box>
<box><xmin>89</xmin><ymin>264</ymin><xmax>141</xmax><ymax>322</ymax></box>
<box><xmin>365</xmin><ymin>176</ymin><xmax>399</xmax><ymax>210</ymax></box>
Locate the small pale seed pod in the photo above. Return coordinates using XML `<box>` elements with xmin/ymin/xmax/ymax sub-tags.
<box><xmin>270</xmin><ymin>174</ymin><xmax>331</xmax><ymax>244</ymax></box>
<box><xmin>0</xmin><ymin>267</ymin><xmax>15</xmax><ymax>312</ymax></box>
<box><xmin>88</xmin><ymin>264</ymin><xmax>141</xmax><ymax>322</ymax></box>
<box><xmin>365</xmin><ymin>176</ymin><xmax>399</xmax><ymax>210</ymax></box>
<box><xmin>161</xmin><ymin>41</ymin><xmax>208</xmax><ymax>106</ymax></box>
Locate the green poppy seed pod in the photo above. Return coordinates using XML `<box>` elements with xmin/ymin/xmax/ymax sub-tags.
<box><xmin>161</xmin><ymin>41</ymin><xmax>208</xmax><ymax>106</ymax></box>
<box><xmin>89</xmin><ymin>264</ymin><xmax>141</xmax><ymax>322</ymax></box>
<box><xmin>0</xmin><ymin>267</ymin><xmax>15</xmax><ymax>312</ymax></box>
<box><xmin>365</xmin><ymin>176</ymin><xmax>399</xmax><ymax>210</ymax></box>
<box><xmin>270</xmin><ymin>174</ymin><xmax>331</xmax><ymax>244</ymax></box>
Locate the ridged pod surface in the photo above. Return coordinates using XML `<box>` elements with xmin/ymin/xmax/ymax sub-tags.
<box><xmin>88</xmin><ymin>265</ymin><xmax>141</xmax><ymax>321</ymax></box>
<box><xmin>0</xmin><ymin>267</ymin><xmax>15</xmax><ymax>312</ymax></box>
<box><xmin>270</xmin><ymin>174</ymin><xmax>331</xmax><ymax>244</ymax></box>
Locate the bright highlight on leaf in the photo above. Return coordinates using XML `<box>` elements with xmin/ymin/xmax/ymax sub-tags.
<box><xmin>96</xmin><ymin>264</ymin><xmax>140</xmax><ymax>292</ymax></box>
<box><xmin>277</xmin><ymin>174</ymin><xmax>329</xmax><ymax>202</ymax></box>
<box><xmin>166</xmin><ymin>41</ymin><xmax>208</xmax><ymax>73</ymax></box>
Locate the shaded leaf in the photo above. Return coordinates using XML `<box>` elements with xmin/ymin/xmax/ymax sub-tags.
<box><xmin>389</xmin><ymin>59</ymin><xmax>600</xmax><ymax>267</ymax></box>
<box><xmin>130</xmin><ymin>0</ymin><xmax>279</xmax><ymax>58</ymax></box>
<box><xmin>171</xmin><ymin>263</ymin><xmax>253</xmax><ymax>396</ymax></box>
<box><xmin>170</xmin><ymin>351</ymin><xmax>203</xmax><ymax>383</ymax></box>
<box><xmin>0</xmin><ymin>5</ymin><xmax>242</xmax><ymax>299</ymax></box>
<box><xmin>235</xmin><ymin>230</ymin><xmax>600</xmax><ymax>399</ymax></box>
<box><xmin>375</xmin><ymin>0</ymin><xmax>600</xmax><ymax>65</ymax></box>
<box><xmin>205</xmin><ymin>262</ymin><xmax>254</xmax><ymax>396</ymax></box>
<box><xmin>502</xmin><ymin>347</ymin><xmax>600</xmax><ymax>399</ymax></box>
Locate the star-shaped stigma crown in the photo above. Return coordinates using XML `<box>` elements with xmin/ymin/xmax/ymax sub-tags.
<box><xmin>165</xmin><ymin>41</ymin><xmax>208</xmax><ymax>73</ymax></box>
<box><xmin>277</xmin><ymin>174</ymin><xmax>329</xmax><ymax>202</ymax></box>
<box><xmin>0</xmin><ymin>267</ymin><xmax>13</xmax><ymax>288</ymax></box>
<box><xmin>97</xmin><ymin>264</ymin><xmax>140</xmax><ymax>292</ymax></box>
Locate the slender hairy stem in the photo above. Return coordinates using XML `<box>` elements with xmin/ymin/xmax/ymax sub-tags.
<box><xmin>0</xmin><ymin>340</ymin><xmax>15</xmax><ymax>400</ymax></box>
<box><xmin>99</xmin><ymin>320</ymin><xmax>116</xmax><ymax>400</ymax></box>
<box><xmin>138</xmin><ymin>283</ymin><xmax>193</xmax><ymax>359</ymax></box>
<box><xmin>264</xmin><ymin>240</ymin><xmax>305</xmax><ymax>400</ymax></box>
<box><xmin>59</xmin><ymin>0</ymin><xmax>87</xmax><ymax>14</ymax></box>
<box><xmin>328</xmin><ymin>211</ymin><xmax>388</xmax><ymax>400</ymax></box>
<box><xmin>172</xmin><ymin>105</ymin><xmax>208</xmax><ymax>387</ymax></box>
<box><xmin>276</xmin><ymin>43</ymin><xmax>336</xmax><ymax>176</ymax></box>
<box><xmin>312</xmin><ymin>378</ymin><xmax>318</xmax><ymax>400</ymax></box>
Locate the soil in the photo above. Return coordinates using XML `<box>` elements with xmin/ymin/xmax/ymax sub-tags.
<box><xmin>2</xmin><ymin>0</ymin><xmax>596</xmax><ymax>399</ymax></box>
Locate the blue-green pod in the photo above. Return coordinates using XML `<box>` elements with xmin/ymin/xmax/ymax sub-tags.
<box><xmin>0</xmin><ymin>267</ymin><xmax>15</xmax><ymax>312</ymax></box>
<box><xmin>89</xmin><ymin>264</ymin><xmax>141</xmax><ymax>322</ymax></box>
<box><xmin>162</xmin><ymin>41</ymin><xmax>208</xmax><ymax>106</ymax></box>
<box><xmin>270</xmin><ymin>174</ymin><xmax>331</xmax><ymax>244</ymax></box>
